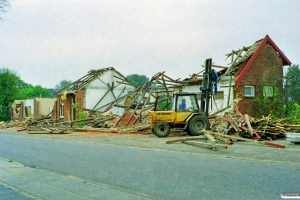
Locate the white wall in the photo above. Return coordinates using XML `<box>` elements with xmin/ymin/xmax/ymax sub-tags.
<box><xmin>37</xmin><ymin>98</ymin><xmax>56</xmax><ymax>116</ymax></box>
<box><xmin>85</xmin><ymin>69</ymin><xmax>136</xmax><ymax>114</ymax></box>
<box><xmin>23</xmin><ymin>99</ymin><xmax>34</xmax><ymax>118</ymax></box>
<box><xmin>213</xmin><ymin>75</ymin><xmax>235</xmax><ymax>115</ymax></box>
<box><xmin>182</xmin><ymin>75</ymin><xmax>235</xmax><ymax>116</ymax></box>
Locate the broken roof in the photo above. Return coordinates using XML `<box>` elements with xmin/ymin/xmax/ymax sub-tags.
<box><xmin>57</xmin><ymin>67</ymin><xmax>133</xmax><ymax>94</ymax></box>
<box><xmin>225</xmin><ymin>35</ymin><xmax>292</xmax><ymax>86</ymax></box>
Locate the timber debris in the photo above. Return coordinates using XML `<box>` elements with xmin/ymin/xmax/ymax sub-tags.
<box><xmin>165</xmin><ymin>134</ymin><xmax>228</xmax><ymax>151</ymax></box>
<box><xmin>202</xmin><ymin>109</ymin><xmax>291</xmax><ymax>149</ymax></box>
<box><xmin>214</xmin><ymin>109</ymin><xmax>288</xmax><ymax>140</ymax></box>
<box><xmin>165</xmin><ymin>109</ymin><xmax>292</xmax><ymax>150</ymax></box>
<box><xmin>0</xmin><ymin>109</ymin><xmax>151</xmax><ymax>135</ymax></box>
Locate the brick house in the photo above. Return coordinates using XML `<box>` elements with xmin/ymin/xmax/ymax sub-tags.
<box><xmin>53</xmin><ymin>67</ymin><xmax>136</xmax><ymax>122</ymax></box>
<box><xmin>222</xmin><ymin>35</ymin><xmax>292</xmax><ymax>117</ymax></box>
<box><xmin>180</xmin><ymin>35</ymin><xmax>292</xmax><ymax>117</ymax></box>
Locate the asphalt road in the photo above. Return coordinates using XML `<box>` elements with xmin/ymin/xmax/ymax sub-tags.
<box><xmin>0</xmin><ymin>132</ymin><xmax>299</xmax><ymax>200</ymax></box>
<box><xmin>0</xmin><ymin>184</ymin><xmax>32</xmax><ymax>200</ymax></box>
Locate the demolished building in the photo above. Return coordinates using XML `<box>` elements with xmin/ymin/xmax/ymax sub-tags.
<box><xmin>181</xmin><ymin>35</ymin><xmax>292</xmax><ymax>117</ymax></box>
<box><xmin>223</xmin><ymin>34</ymin><xmax>291</xmax><ymax>117</ymax></box>
<box><xmin>10</xmin><ymin>98</ymin><xmax>56</xmax><ymax>120</ymax></box>
<box><xmin>53</xmin><ymin>67</ymin><xmax>136</xmax><ymax>122</ymax></box>
<box><xmin>8</xmin><ymin>35</ymin><xmax>293</xmax><ymax>138</ymax></box>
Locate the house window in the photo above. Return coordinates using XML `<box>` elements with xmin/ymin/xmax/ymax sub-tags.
<box><xmin>244</xmin><ymin>86</ymin><xmax>255</xmax><ymax>97</ymax></box>
<box><xmin>263</xmin><ymin>86</ymin><xmax>273</xmax><ymax>97</ymax></box>
<box><xmin>60</xmin><ymin>103</ymin><xmax>64</xmax><ymax>118</ymax></box>
<box><xmin>215</xmin><ymin>91</ymin><xmax>224</xmax><ymax>99</ymax></box>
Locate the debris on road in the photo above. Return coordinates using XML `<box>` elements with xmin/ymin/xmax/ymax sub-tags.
<box><xmin>0</xmin><ymin>109</ymin><xmax>151</xmax><ymax>135</ymax></box>
<box><xmin>165</xmin><ymin>134</ymin><xmax>228</xmax><ymax>151</ymax></box>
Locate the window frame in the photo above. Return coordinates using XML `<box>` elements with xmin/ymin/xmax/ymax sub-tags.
<box><xmin>263</xmin><ymin>86</ymin><xmax>274</xmax><ymax>97</ymax></box>
<box><xmin>60</xmin><ymin>103</ymin><xmax>64</xmax><ymax>118</ymax></box>
<box><xmin>244</xmin><ymin>86</ymin><xmax>255</xmax><ymax>97</ymax></box>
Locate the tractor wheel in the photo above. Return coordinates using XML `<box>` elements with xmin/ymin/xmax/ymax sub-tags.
<box><xmin>187</xmin><ymin>115</ymin><xmax>210</xmax><ymax>136</ymax></box>
<box><xmin>153</xmin><ymin>121</ymin><xmax>171</xmax><ymax>138</ymax></box>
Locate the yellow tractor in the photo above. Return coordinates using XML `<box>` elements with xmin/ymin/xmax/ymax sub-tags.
<box><xmin>149</xmin><ymin>58</ymin><xmax>213</xmax><ymax>137</ymax></box>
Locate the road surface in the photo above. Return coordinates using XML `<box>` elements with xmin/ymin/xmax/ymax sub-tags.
<box><xmin>0</xmin><ymin>131</ymin><xmax>299</xmax><ymax>199</ymax></box>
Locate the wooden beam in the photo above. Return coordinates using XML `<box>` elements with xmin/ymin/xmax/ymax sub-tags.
<box><xmin>165</xmin><ymin>136</ymin><xmax>207</xmax><ymax>144</ymax></box>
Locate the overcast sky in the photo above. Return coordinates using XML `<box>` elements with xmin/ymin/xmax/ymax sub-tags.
<box><xmin>0</xmin><ymin>0</ymin><xmax>299</xmax><ymax>88</ymax></box>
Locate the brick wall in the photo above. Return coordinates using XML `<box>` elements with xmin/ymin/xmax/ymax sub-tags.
<box><xmin>10</xmin><ymin>101</ymin><xmax>23</xmax><ymax>120</ymax></box>
<box><xmin>116</xmin><ymin>110</ymin><xmax>138</xmax><ymax>127</ymax></box>
<box><xmin>235</xmin><ymin>43</ymin><xmax>284</xmax><ymax>117</ymax></box>
<box><xmin>75</xmin><ymin>90</ymin><xmax>85</xmax><ymax>111</ymax></box>
<box><xmin>51</xmin><ymin>100</ymin><xmax>57</xmax><ymax>120</ymax></box>
<box><xmin>53</xmin><ymin>90</ymin><xmax>86</xmax><ymax>122</ymax></box>
<box><xmin>18</xmin><ymin>101</ymin><xmax>24</xmax><ymax>120</ymax></box>
<box><xmin>63</xmin><ymin>94</ymin><xmax>72</xmax><ymax>121</ymax></box>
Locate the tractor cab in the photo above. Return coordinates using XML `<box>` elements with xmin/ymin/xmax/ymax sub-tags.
<box><xmin>154</xmin><ymin>93</ymin><xmax>200</xmax><ymax>112</ymax></box>
<box><xmin>172</xmin><ymin>93</ymin><xmax>200</xmax><ymax>113</ymax></box>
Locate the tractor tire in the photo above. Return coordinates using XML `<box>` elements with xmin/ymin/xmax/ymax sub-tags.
<box><xmin>187</xmin><ymin>115</ymin><xmax>210</xmax><ymax>136</ymax></box>
<box><xmin>153</xmin><ymin>121</ymin><xmax>171</xmax><ymax>138</ymax></box>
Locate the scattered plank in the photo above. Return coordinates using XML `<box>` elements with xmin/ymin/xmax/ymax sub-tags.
<box><xmin>181</xmin><ymin>141</ymin><xmax>227</xmax><ymax>151</ymax></box>
<box><xmin>165</xmin><ymin>136</ymin><xmax>207</xmax><ymax>144</ymax></box>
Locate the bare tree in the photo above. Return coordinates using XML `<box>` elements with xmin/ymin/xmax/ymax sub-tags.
<box><xmin>0</xmin><ymin>0</ymin><xmax>9</xmax><ymax>20</ymax></box>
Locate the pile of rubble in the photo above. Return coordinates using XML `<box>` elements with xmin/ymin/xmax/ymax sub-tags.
<box><xmin>0</xmin><ymin>109</ymin><xmax>151</xmax><ymax>134</ymax></box>
<box><xmin>165</xmin><ymin>109</ymin><xmax>295</xmax><ymax>151</ymax></box>
<box><xmin>1</xmin><ymin>107</ymin><xmax>299</xmax><ymax>142</ymax></box>
<box><xmin>211</xmin><ymin>109</ymin><xmax>290</xmax><ymax>140</ymax></box>
<box><xmin>74</xmin><ymin>110</ymin><xmax>150</xmax><ymax>134</ymax></box>
<box><xmin>0</xmin><ymin>116</ymin><xmax>55</xmax><ymax>129</ymax></box>
<box><xmin>210</xmin><ymin>108</ymin><xmax>299</xmax><ymax>140</ymax></box>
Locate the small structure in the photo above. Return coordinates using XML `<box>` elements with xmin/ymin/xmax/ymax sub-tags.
<box><xmin>53</xmin><ymin>67</ymin><xmax>136</xmax><ymax>121</ymax></box>
<box><xmin>10</xmin><ymin>98</ymin><xmax>56</xmax><ymax>120</ymax></box>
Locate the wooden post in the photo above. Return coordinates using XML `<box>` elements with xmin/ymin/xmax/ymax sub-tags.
<box><xmin>245</xmin><ymin>114</ymin><xmax>253</xmax><ymax>136</ymax></box>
